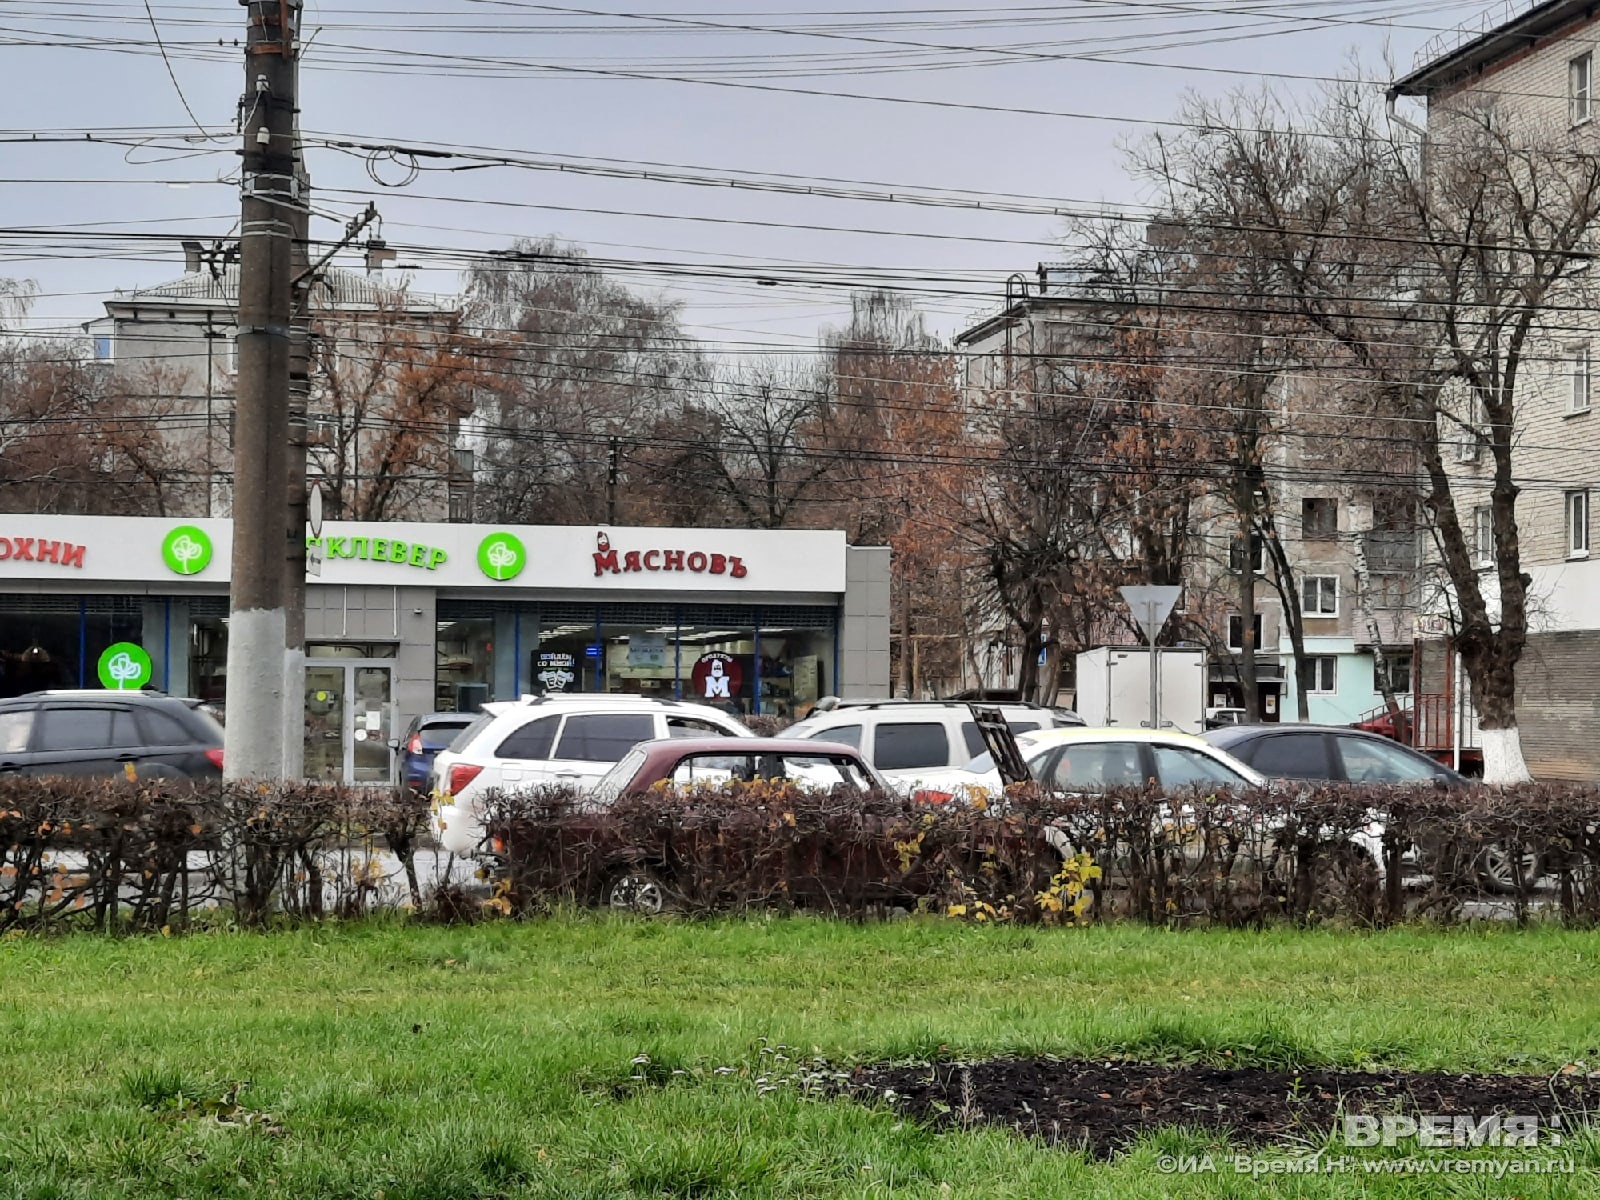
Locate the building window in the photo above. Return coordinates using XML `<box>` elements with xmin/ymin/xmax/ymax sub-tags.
<box><xmin>1377</xmin><ymin>652</ymin><xmax>1412</xmax><ymax>696</ymax></box>
<box><xmin>1474</xmin><ymin>506</ymin><xmax>1494</xmax><ymax>568</ymax></box>
<box><xmin>1573</xmin><ymin>52</ymin><xmax>1593</xmax><ymax>125</ymax></box>
<box><xmin>1306</xmin><ymin>655</ymin><xmax>1337</xmax><ymax>694</ymax></box>
<box><xmin>1301</xmin><ymin>497</ymin><xmax>1337</xmax><ymax>539</ymax></box>
<box><xmin>1227</xmin><ymin>612</ymin><xmax>1264</xmax><ymax>652</ymax></box>
<box><xmin>1571</xmin><ymin>345</ymin><xmax>1592</xmax><ymax>414</ymax></box>
<box><xmin>1567</xmin><ymin>489</ymin><xmax>1590</xmax><ymax>559</ymax></box>
<box><xmin>436</xmin><ymin>618</ymin><xmax>494</xmax><ymax>712</ymax></box>
<box><xmin>1229</xmin><ymin>534</ymin><xmax>1264</xmax><ymax>574</ymax></box>
<box><xmin>92</xmin><ymin>335</ymin><xmax>114</xmax><ymax>362</ymax></box>
<box><xmin>1456</xmin><ymin>388</ymin><xmax>1486</xmax><ymax>462</ymax></box>
<box><xmin>1301</xmin><ymin>575</ymin><xmax>1339</xmax><ymax>616</ymax></box>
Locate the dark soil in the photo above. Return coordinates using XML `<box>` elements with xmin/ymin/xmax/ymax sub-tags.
<box><xmin>849</xmin><ymin>1058</ymin><xmax>1597</xmax><ymax>1159</ymax></box>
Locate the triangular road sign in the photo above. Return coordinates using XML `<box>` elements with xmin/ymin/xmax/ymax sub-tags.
<box><xmin>1119</xmin><ymin>585</ymin><xmax>1182</xmax><ymax>644</ymax></box>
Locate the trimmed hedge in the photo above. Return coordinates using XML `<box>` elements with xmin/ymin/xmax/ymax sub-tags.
<box><xmin>5</xmin><ymin>777</ymin><xmax>1600</xmax><ymax>931</ymax></box>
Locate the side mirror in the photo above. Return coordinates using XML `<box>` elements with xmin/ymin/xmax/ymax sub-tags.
<box><xmin>387</xmin><ymin>738</ymin><xmax>400</xmax><ymax>751</ymax></box>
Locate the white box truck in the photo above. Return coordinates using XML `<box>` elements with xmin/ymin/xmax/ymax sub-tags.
<box><xmin>1074</xmin><ymin>646</ymin><xmax>1206</xmax><ymax>734</ymax></box>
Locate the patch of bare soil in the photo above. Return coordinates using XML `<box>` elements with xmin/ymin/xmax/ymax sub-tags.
<box><xmin>849</xmin><ymin>1058</ymin><xmax>1596</xmax><ymax>1158</ymax></box>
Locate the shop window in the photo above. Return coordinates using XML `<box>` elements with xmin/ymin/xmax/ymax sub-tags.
<box><xmin>756</xmin><ymin>614</ymin><xmax>835</xmax><ymax>719</ymax></box>
<box><xmin>436</xmin><ymin>618</ymin><xmax>493</xmax><ymax>712</ymax></box>
<box><xmin>674</xmin><ymin>618</ymin><xmax>757</xmax><ymax>716</ymax></box>
<box><xmin>0</xmin><ymin>597</ymin><xmax>142</xmax><ymax>698</ymax></box>
<box><xmin>189</xmin><ymin>616</ymin><xmax>228</xmax><ymax>705</ymax></box>
<box><xmin>603</xmin><ymin>611</ymin><xmax>678</xmax><ymax>702</ymax></box>
<box><xmin>539</xmin><ymin>614</ymin><xmax>603</xmax><ymax>695</ymax></box>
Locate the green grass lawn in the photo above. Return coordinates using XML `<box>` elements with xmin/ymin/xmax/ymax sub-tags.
<box><xmin>4</xmin><ymin>916</ymin><xmax>1600</xmax><ymax>1198</ymax></box>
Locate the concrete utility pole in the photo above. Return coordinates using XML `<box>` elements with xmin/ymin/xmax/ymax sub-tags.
<box><xmin>225</xmin><ymin>0</ymin><xmax>300</xmax><ymax>779</ymax></box>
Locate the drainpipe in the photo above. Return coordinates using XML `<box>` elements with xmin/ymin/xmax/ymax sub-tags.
<box><xmin>1386</xmin><ymin>91</ymin><xmax>1428</xmax><ymax>140</ymax></box>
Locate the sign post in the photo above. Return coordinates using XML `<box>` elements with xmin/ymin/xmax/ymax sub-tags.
<box><xmin>1119</xmin><ymin>585</ymin><xmax>1183</xmax><ymax>730</ymax></box>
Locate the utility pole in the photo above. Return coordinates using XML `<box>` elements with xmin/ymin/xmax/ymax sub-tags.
<box><xmin>606</xmin><ymin>435</ymin><xmax>620</xmax><ymax>524</ymax></box>
<box><xmin>224</xmin><ymin>0</ymin><xmax>299</xmax><ymax>779</ymax></box>
<box><xmin>283</xmin><ymin>94</ymin><xmax>312</xmax><ymax>780</ymax></box>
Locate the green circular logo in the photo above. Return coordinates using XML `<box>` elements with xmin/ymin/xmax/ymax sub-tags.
<box><xmin>162</xmin><ymin>525</ymin><xmax>213</xmax><ymax>575</ymax></box>
<box><xmin>98</xmin><ymin>642</ymin><xmax>152</xmax><ymax>690</ymax></box>
<box><xmin>477</xmin><ymin>532</ymin><xmax>526</xmax><ymax>581</ymax></box>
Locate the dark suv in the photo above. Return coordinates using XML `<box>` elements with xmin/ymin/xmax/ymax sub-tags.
<box><xmin>0</xmin><ymin>690</ymin><xmax>225</xmax><ymax>779</ymax></box>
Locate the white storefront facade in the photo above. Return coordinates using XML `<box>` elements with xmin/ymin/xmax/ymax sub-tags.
<box><xmin>0</xmin><ymin>517</ymin><xmax>891</xmax><ymax>782</ymax></box>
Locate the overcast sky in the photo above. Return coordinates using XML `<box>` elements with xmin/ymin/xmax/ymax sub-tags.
<box><xmin>3</xmin><ymin>0</ymin><xmax>1507</xmax><ymax>352</ymax></box>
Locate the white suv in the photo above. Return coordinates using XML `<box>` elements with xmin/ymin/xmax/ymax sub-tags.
<box><xmin>429</xmin><ymin>695</ymin><xmax>752</xmax><ymax>854</ymax></box>
<box><xmin>783</xmin><ymin>699</ymin><xmax>1084</xmax><ymax>788</ymax></box>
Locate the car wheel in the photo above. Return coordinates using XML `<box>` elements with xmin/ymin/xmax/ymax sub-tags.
<box><xmin>1475</xmin><ymin>843</ymin><xmax>1543</xmax><ymax>894</ymax></box>
<box><xmin>606</xmin><ymin>869</ymin><xmax>673</xmax><ymax>914</ymax></box>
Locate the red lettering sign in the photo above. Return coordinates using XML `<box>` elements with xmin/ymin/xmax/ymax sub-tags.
<box><xmin>592</xmin><ymin>532</ymin><xmax>750</xmax><ymax>582</ymax></box>
<box><xmin>0</xmin><ymin>536</ymin><xmax>84</xmax><ymax>569</ymax></box>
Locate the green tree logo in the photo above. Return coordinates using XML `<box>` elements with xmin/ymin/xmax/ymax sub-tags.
<box><xmin>98</xmin><ymin>642</ymin><xmax>152</xmax><ymax>690</ymax></box>
<box><xmin>477</xmin><ymin>532</ymin><xmax>526</xmax><ymax>581</ymax></box>
<box><xmin>162</xmin><ymin>525</ymin><xmax>213</xmax><ymax>575</ymax></box>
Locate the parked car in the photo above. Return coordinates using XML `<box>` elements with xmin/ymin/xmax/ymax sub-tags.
<box><xmin>1196</xmin><ymin>723</ymin><xmax>1536</xmax><ymax>891</ymax></box>
<box><xmin>909</xmin><ymin>727</ymin><xmax>1266</xmax><ymax>803</ymax></box>
<box><xmin>0</xmin><ymin>689</ymin><xmax>224</xmax><ymax>779</ymax></box>
<box><xmin>784</xmin><ymin>698</ymin><xmax>1085</xmax><ymax>787</ymax></box>
<box><xmin>591</xmin><ymin>736</ymin><xmax>890</xmax><ymax>803</ymax></box>
<box><xmin>429</xmin><ymin>694</ymin><xmax>753</xmax><ymax>854</ymax></box>
<box><xmin>391</xmin><ymin>712</ymin><xmax>477</xmax><ymax>795</ymax></box>
<box><xmin>1204</xmin><ymin>706</ymin><xmax>1249</xmax><ymax>730</ymax></box>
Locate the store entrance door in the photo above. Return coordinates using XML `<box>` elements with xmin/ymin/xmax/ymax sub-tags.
<box><xmin>304</xmin><ymin>660</ymin><xmax>395</xmax><ymax>784</ymax></box>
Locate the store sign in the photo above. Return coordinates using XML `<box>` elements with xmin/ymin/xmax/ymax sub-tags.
<box><xmin>477</xmin><ymin>531</ymin><xmax>527</xmax><ymax>581</ymax></box>
<box><xmin>536</xmin><ymin>651</ymin><xmax>575</xmax><ymax>692</ymax></box>
<box><xmin>592</xmin><ymin>530</ymin><xmax>748</xmax><ymax>579</ymax></box>
<box><xmin>161</xmin><ymin>526</ymin><xmax>213</xmax><ymax>576</ymax></box>
<box><xmin>0</xmin><ymin>537</ymin><xmax>85</xmax><ymax>568</ymax></box>
<box><xmin>98</xmin><ymin>642</ymin><xmax>152</xmax><ymax>690</ymax></box>
<box><xmin>691</xmin><ymin>651</ymin><xmax>743</xmax><ymax>701</ymax></box>
<box><xmin>306</xmin><ymin>533</ymin><xmax>447</xmax><ymax>571</ymax></box>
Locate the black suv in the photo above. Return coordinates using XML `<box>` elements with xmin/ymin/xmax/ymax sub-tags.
<box><xmin>0</xmin><ymin>690</ymin><xmax>225</xmax><ymax>779</ymax></box>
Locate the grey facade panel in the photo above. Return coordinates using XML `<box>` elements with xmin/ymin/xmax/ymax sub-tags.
<box><xmin>1517</xmin><ymin>631</ymin><xmax>1600</xmax><ymax>782</ymax></box>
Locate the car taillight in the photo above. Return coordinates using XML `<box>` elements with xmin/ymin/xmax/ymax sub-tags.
<box><xmin>204</xmin><ymin>748</ymin><xmax>224</xmax><ymax>770</ymax></box>
<box><xmin>447</xmin><ymin>763</ymin><xmax>483</xmax><ymax>796</ymax></box>
<box><xmin>407</xmin><ymin>734</ymin><xmax>424</xmax><ymax>754</ymax></box>
<box><xmin>913</xmin><ymin>789</ymin><xmax>954</xmax><ymax>805</ymax></box>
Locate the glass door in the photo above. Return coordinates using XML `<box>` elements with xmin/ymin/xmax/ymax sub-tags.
<box><xmin>304</xmin><ymin>660</ymin><xmax>395</xmax><ymax>784</ymax></box>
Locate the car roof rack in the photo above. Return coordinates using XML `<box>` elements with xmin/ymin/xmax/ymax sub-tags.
<box><xmin>812</xmin><ymin>696</ymin><xmax>1067</xmax><ymax>713</ymax></box>
<box><xmin>21</xmin><ymin>687</ymin><xmax>175</xmax><ymax>699</ymax></box>
<box><xmin>516</xmin><ymin>692</ymin><xmax>702</xmax><ymax>707</ymax></box>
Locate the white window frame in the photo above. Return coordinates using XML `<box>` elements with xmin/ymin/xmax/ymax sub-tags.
<box><xmin>1301</xmin><ymin>575</ymin><xmax>1340</xmax><ymax>617</ymax></box>
<box><xmin>1474</xmin><ymin>506</ymin><xmax>1494</xmax><ymax>569</ymax></box>
<box><xmin>1567</xmin><ymin>489</ymin><xmax>1590</xmax><ymax>559</ymax></box>
<box><xmin>1573</xmin><ymin>52</ymin><xmax>1594</xmax><ymax>126</ymax></box>
<box><xmin>1378</xmin><ymin>652</ymin><xmax>1413</xmax><ymax>696</ymax></box>
<box><xmin>1230</xmin><ymin>534</ymin><xmax>1265</xmax><ymax>575</ymax></box>
<box><xmin>92</xmin><ymin>333</ymin><xmax>114</xmax><ymax>362</ymax></box>
<box><xmin>1306</xmin><ymin>655</ymin><xmax>1337</xmax><ymax>694</ymax></box>
<box><xmin>1456</xmin><ymin>388</ymin><xmax>1486</xmax><ymax>462</ymax></box>
<box><xmin>1227</xmin><ymin>612</ymin><xmax>1264</xmax><ymax>652</ymax></box>
<box><xmin>1570</xmin><ymin>344</ymin><xmax>1592</xmax><ymax>415</ymax></box>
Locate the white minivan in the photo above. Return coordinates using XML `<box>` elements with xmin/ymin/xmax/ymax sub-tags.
<box><xmin>429</xmin><ymin>694</ymin><xmax>752</xmax><ymax>854</ymax></box>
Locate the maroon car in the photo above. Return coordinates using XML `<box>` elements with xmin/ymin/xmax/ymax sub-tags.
<box><xmin>489</xmin><ymin>737</ymin><xmax>898</xmax><ymax>913</ymax></box>
<box><xmin>590</xmin><ymin>736</ymin><xmax>890</xmax><ymax>802</ymax></box>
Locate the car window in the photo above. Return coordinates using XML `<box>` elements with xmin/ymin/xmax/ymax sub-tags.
<box><xmin>591</xmin><ymin>747</ymin><xmax>649</xmax><ymax>804</ymax></box>
<box><xmin>0</xmin><ymin>710</ymin><xmax>34</xmax><ymax>754</ymax></box>
<box><xmin>137</xmin><ymin>708</ymin><xmax>193</xmax><ymax>746</ymax></box>
<box><xmin>1244</xmin><ymin>733</ymin><xmax>1331</xmax><ymax>780</ymax></box>
<box><xmin>666</xmin><ymin>716</ymin><xmax>739</xmax><ymax>738</ymax></box>
<box><xmin>1334</xmin><ymin>735</ymin><xmax>1442</xmax><ymax>783</ymax></box>
<box><xmin>874</xmin><ymin>722</ymin><xmax>951</xmax><ymax>771</ymax></box>
<box><xmin>495</xmin><ymin>715</ymin><xmax>560</xmax><ymax>761</ymax></box>
<box><xmin>553</xmin><ymin>713</ymin><xmax>657</xmax><ymax>763</ymax></box>
<box><xmin>447</xmin><ymin>712</ymin><xmax>497</xmax><ymax>753</ymax></box>
<box><xmin>1152</xmin><ymin>745</ymin><xmax>1250</xmax><ymax>788</ymax></box>
<box><xmin>1043</xmin><ymin>742</ymin><xmax>1147</xmax><ymax>791</ymax></box>
<box><xmin>805</xmin><ymin>722</ymin><xmax>861</xmax><ymax>749</ymax></box>
<box><xmin>420</xmin><ymin>719</ymin><xmax>473</xmax><ymax>747</ymax></box>
<box><xmin>959</xmin><ymin>722</ymin><xmax>986</xmax><ymax>759</ymax></box>
<box><xmin>1008</xmin><ymin>720</ymin><xmax>1041</xmax><ymax>736</ymax></box>
<box><xmin>35</xmin><ymin>708</ymin><xmax>142</xmax><ymax>752</ymax></box>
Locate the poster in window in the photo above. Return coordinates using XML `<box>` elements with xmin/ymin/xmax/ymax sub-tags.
<box><xmin>691</xmin><ymin>651</ymin><xmax>744</xmax><ymax>702</ymax></box>
<box><xmin>536</xmin><ymin>651</ymin><xmax>576</xmax><ymax>692</ymax></box>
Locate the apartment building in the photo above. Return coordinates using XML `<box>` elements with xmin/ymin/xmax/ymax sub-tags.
<box><xmin>84</xmin><ymin>242</ymin><xmax>469</xmax><ymax>522</ymax></box>
<box><xmin>1393</xmin><ymin>0</ymin><xmax>1600</xmax><ymax>778</ymax></box>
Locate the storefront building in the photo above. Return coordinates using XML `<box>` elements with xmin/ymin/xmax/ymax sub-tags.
<box><xmin>0</xmin><ymin>517</ymin><xmax>891</xmax><ymax>782</ymax></box>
